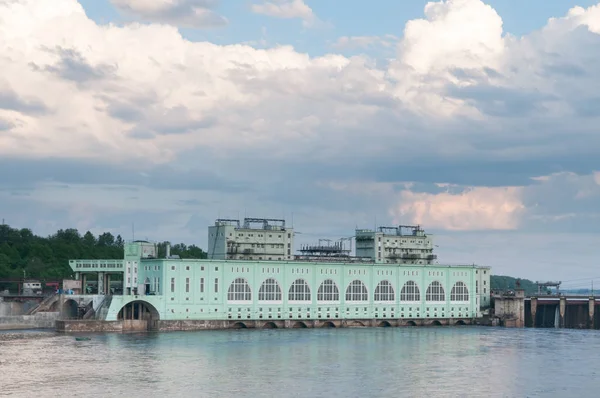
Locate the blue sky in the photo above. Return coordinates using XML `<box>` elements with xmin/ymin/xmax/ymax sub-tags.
<box><xmin>78</xmin><ymin>0</ymin><xmax>600</xmax><ymax>55</ymax></box>
<box><xmin>1</xmin><ymin>0</ymin><xmax>600</xmax><ymax>285</ymax></box>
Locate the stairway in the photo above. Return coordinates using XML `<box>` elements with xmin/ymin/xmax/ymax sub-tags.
<box><xmin>26</xmin><ymin>293</ymin><xmax>59</xmax><ymax>315</ymax></box>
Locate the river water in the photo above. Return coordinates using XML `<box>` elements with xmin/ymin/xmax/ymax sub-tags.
<box><xmin>1</xmin><ymin>327</ymin><xmax>600</xmax><ymax>397</ymax></box>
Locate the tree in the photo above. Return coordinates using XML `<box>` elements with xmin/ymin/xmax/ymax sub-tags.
<box><xmin>0</xmin><ymin>223</ymin><xmax>209</xmax><ymax>282</ymax></box>
<box><xmin>98</xmin><ymin>232</ymin><xmax>115</xmax><ymax>247</ymax></box>
<box><xmin>83</xmin><ymin>231</ymin><xmax>96</xmax><ymax>246</ymax></box>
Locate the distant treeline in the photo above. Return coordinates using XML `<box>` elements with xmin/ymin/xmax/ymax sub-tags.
<box><xmin>0</xmin><ymin>224</ymin><xmax>206</xmax><ymax>282</ymax></box>
<box><xmin>490</xmin><ymin>275</ymin><xmax>538</xmax><ymax>295</ymax></box>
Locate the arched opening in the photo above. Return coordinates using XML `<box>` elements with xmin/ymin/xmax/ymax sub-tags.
<box><xmin>117</xmin><ymin>300</ymin><xmax>160</xmax><ymax>331</ymax></box>
<box><xmin>263</xmin><ymin>322</ymin><xmax>278</xmax><ymax>329</ymax></box>
<box><xmin>292</xmin><ymin>321</ymin><xmax>308</xmax><ymax>328</ymax></box>
<box><xmin>349</xmin><ymin>320</ymin><xmax>365</xmax><ymax>327</ymax></box>
<box><xmin>378</xmin><ymin>321</ymin><xmax>392</xmax><ymax>327</ymax></box>
<box><xmin>455</xmin><ymin>320</ymin><xmax>467</xmax><ymax>326</ymax></box>
<box><xmin>232</xmin><ymin>322</ymin><xmax>248</xmax><ymax>329</ymax></box>
<box><xmin>406</xmin><ymin>321</ymin><xmax>417</xmax><ymax>326</ymax></box>
<box><xmin>62</xmin><ymin>299</ymin><xmax>79</xmax><ymax>319</ymax></box>
<box><xmin>431</xmin><ymin>320</ymin><xmax>442</xmax><ymax>326</ymax></box>
<box><xmin>345</xmin><ymin>280</ymin><xmax>368</xmax><ymax>302</ymax></box>
<box><xmin>321</xmin><ymin>321</ymin><xmax>336</xmax><ymax>328</ymax></box>
<box><xmin>49</xmin><ymin>300</ymin><xmax>60</xmax><ymax>312</ymax></box>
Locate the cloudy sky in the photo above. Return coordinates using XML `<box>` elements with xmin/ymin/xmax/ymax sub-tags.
<box><xmin>1</xmin><ymin>0</ymin><xmax>600</xmax><ymax>284</ymax></box>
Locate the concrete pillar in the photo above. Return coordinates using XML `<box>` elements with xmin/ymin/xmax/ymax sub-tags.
<box><xmin>82</xmin><ymin>274</ymin><xmax>87</xmax><ymax>295</ymax></box>
<box><xmin>107</xmin><ymin>274</ymin><xmax>112</xmax><ymax>294</ymax></box>
<box><xmin>98</xmin><ymin>272</ymin><xmax>104</xmax><ymax>295</ymax></box>
<box><xmin>559</xmin><ymin>296</ymin><xmax>566</xmax><ymax>328</ymax></box>
<box><xmin>589</xmin><ymin>297</ymin><xmax>595</xmax><ymax>329</ymax></box>
<box><xmin>531</xmin><ymin>297</ymin><xmax>538</xmax><ymax>327</ymax></box>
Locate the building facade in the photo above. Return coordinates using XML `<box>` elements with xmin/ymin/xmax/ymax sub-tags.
<box><xmin>64</xmin><ymin>221</ymin><xmax>491</xmax><ymax>331</ymax></box>
<box><xmin>208</xmin><ymin>218</ymin><xmax>294</xmax><ymax>261</ymax></box>
<box><xmin>69</xmin><ymin>242</ymin><xmax>491</xmax><ymax>327</ymax></box>
<box><xmin>355</xmin><ymin>225</ymin><xmax>436</xmax><ymax>265</ymax></box>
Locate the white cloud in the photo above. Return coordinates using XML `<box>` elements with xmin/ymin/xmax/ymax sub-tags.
<box><xmin>110</xmin><ymin>0</ymin><xmax>227</xmax><ymax>28</ymax></box>
<box><xmin>391</xmin><ymin>186</ymin><xmax>525</xmax><ymax>231</ymax></box>
<box><xmin>332</xmin><ymin>35</ymin><xmax>398</xmax><ymax>51</ymax></box>
<box><xmin>398</xmin><ymin>0</ymin><xmax>505</xmax><ymax>74</ymax></box>
<box><xmin>2</xmin><ymin>0</ymin><xmax>600</xmax><ymax>264</ymax></box>
<box><xmin>251</xmin><ymin>0</ymin><xmax>317</xmax><ymax>27</ymax></box>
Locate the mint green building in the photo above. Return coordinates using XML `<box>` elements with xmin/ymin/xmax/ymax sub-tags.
<box><xmin>65</xmin><ymin>220</ymin><xmax>491</xmax><ymax>331</ymax></box>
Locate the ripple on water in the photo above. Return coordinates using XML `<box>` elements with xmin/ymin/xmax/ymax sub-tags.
<box><xmin>1</xmin><ymin>327</ymin><xmax>600</xmax><ymax>397</ymax></box>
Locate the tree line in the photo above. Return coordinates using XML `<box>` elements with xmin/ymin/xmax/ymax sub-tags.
<box><xmin>0</xmin><ymin>224</ymin><xmax>206</xmax><ymax>282</ymax></box>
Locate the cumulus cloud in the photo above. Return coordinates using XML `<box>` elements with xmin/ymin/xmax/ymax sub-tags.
<box><xmin>391</xmin><ymin>186</ymin><xmax>525</xmax><ymax>231</ymax></box>
<box><xmin>2</xmin><ymin>0</ymin><xmax>600</xmax><ymax>279</ymax></box>
<box><xmin>251</xmin><ymin>0</ymin><xmax>317</xmax><ymax>27</ymax></box>
<box><xmin>110</xmin><ymin>0</ymin><xmax>227</xmax><ymax>28</ymax></box>
<box><xmin>399</xmin><ymin>0</ymin><xmax>505</xmax><ymax>74</ymax></box>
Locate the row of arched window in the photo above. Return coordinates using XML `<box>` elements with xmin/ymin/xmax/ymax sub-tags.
<box><xmin>227</xmin><ymin>278</ymin><xmax>470</xmax><ymax>303</ymax></box>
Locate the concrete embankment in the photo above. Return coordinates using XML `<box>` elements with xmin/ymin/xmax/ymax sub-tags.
<box><xmin>0</xmin><ymin>312</ymin><xmax>60</xmax><ymax>330</ymax></box>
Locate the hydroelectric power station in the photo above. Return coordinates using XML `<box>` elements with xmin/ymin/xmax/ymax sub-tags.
<box><xmin>49</xmin><ymin>217</ymin><xmax>491</xmax><ymax>332</ymax></box>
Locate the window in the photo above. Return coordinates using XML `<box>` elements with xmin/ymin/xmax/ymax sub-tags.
<box><xmin>400</xmin><ymin>281</ymin><xmax>420</xmax><ymax>302</ymax></box>
<box><xmin>289</xmin><ymin>279</ymin><xmax>311</xmax><ymax>301</ymax></box>
<box><xmin>317</xmin><ymin>279</ymin><xmax>339</xmax><ymax>302</ymax></box>
<box><xmin>345</xmin><ymin>280</ymin><xmax>368</xmax><ymax>302</ymax></box>
<box><xmin>450</xmin><ymin>282</ymin><xmax>469</xmax><ymax>302</ymax></box>
<box><xmin>214</xmin><ymin>278</ymin><xmax>219</xmax><ymax>293</ymax></box>
<box><xmin>258</xmin><ymin>278</ymin><xmax>282</xmax><ymax>301</ymax></box>
<box><xmin>227</xmin><ymin>278</ymin><xmax>251</xmax><ymax>301</ymax></box>
<box><xmin>374</xmin><ymin>280</ymin><xmax>395</xmax><ymax>301</ymax></box>
<box><xmin>185</xmin><ymin>278</ymin><xmax>190</xmax><ymax>293</ymax></box>
<box><xmin>426</xmin><ymin>281</ymin><xmax>445</xmax><ymax>302</ymax></box>
<box><xmin>170</xmin><ymin>278</ymin><xmax>175</xmax><ymax>293</ymax></box>
<box><xmin>200</xmin><ymin>277</ymin><xmax>204</xmax><ymax>293</ymax></box>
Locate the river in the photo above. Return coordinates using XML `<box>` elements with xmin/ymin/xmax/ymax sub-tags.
<box><xmin>1</xmin><ymin>327</ymin><xmax>599</xmax><ymax>397</ymax></box>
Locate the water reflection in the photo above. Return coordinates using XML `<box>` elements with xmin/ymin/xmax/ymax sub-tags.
<box><xmin>2</xmin><ymin>327</ymin><xmax>600</xmax><ymax>397</ymax></box>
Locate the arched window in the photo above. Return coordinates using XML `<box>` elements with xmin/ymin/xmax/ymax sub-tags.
<box><xmin>400</xmin><ymin>281</ymin><xmax>420</xmax><ymax>302</ymax></box>
<box><xmin>426</xmin><ymin>281</ymin><xmax>445</xmax><ymax>302</ymax></box>
<box><xmin>345</xmin><ymin>280</ymin><xmax>368</xmax><ymax>302</ymax></box>
<box><xmin>288</xmin><ymin>279</ymin><xmax>311</xmax><ymax>301</ymax></box>
<box><xmin>317</xmin><ymin>279</ymin><xmax>339</xmax><ymax>302</ymax></box>
<box><xmin>259</xmin><ymin>278</ymin><xmax>282</xmax><ymax>301</ymax></box>
<box><xmin>374</xmin><ymin>280</ymin><xmax>395</xmax><ymax>301</ymax></box>
<box><xmin>227</xmin><ymin>278</ymin><xmax>252</xmax><ymax>301</ymax></box>
<box><xmin>450</xmin><ymin>282</ymin><xmax>469</xmax><ymax>302</ymax></box>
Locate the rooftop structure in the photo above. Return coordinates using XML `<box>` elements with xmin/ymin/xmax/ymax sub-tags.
<box><xmin>208</xmin><ymin>217</ymin><xmax>294</xmax><ymax>261</ymax></box>
<box><xmin>355</xmin><ymin>225</ymin><xmax>436</xmax><ymax>265</ymax></box>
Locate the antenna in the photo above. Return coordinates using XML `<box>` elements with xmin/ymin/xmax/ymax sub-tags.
<box><xmin>132</xmin><ymin>222</ymin><xmax>135</xmax><ymax>241</ymax></box>
<box><xmin>291</xmin><ymin>212</ymin><xmax>294</xmax><ymax>228</ymax></box>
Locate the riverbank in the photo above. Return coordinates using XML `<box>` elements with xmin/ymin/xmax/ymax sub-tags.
<box><xmin>0</xmin><ymin>313</ymin><xmax>59</xmax><ymax>330</ymax></box>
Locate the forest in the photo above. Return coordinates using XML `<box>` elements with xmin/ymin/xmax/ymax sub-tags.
<box><xmin>0</xmin><ymin>223</ymin><xmax>206</xmax><ymax>282</ymax></box>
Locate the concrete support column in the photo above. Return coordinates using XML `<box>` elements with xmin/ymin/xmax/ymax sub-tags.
<box><xmin>531</xmin><ymin>297</ymin><xmax>538</xmax><ymax>327</ymax></box>
<box><xmin>98</xmin><ymin>272</ymin><xmax>105</xmax><ymax>295</ymax></box>
<box><xmin>107</xmin><ymin>274</ymin><xmax>112</xmax><ymax>294</ymax></box>
<box><xmin>559</xmin><ymin>296</ymin><xmax>566</xmax><ymax>328</ymax></box>
<box><xmin>82</xmin><ymin>274</ymin><xmax>87</xmax><ymax>295</ymax></box>
<box><xmin>589</xmin><ymin>297</ymin><xmax>595</xmax><ymax>329</ymax></box>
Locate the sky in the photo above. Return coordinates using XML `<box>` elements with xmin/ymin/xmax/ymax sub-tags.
<box><xmin>1</xmin><ymin>0</ymin><xmax>600</xmax><ymax>286</ymax></box>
